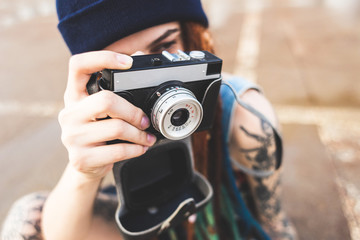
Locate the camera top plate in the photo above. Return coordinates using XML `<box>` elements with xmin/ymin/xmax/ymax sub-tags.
<box><xmin>101</xmin><ymin>50</ymin><xmax>222</xmax><ymax>92</ymax></box>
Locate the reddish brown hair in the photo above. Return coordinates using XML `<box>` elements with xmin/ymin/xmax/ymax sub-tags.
<box><xmin>180</xmin><ymin>21</ymin><xmax>224</xmax><ymax>239</ymax></box>
<box><xmin>180</xmin><ymin>22</ymin><xmax>215</xmax><ymax>54</ymax></box>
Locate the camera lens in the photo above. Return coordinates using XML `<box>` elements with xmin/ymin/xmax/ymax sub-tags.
<box><xmin>171</xmin><ymin>108</ymin><xmax>190</xmax><ymax>126</ymax></box>
<box><xmin>151</xmin><ymin>86</ymin><xmax>203</xmax><ymax>140</ymax></box>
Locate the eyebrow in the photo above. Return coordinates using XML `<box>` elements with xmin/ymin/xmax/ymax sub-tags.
<box><xmin>147</xmin><ymin>28</ymin><xmax>180</xmax><ymax>49</ymax></box>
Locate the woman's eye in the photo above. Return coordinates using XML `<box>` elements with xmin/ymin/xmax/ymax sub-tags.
<box><xmin>150</xmin><ymin>40</ymin><xmax>177</xmax><ymax>53</ymax></box>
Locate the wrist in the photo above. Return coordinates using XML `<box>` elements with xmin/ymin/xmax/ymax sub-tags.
<box><xmin>64</xmin><ymin>164</ymin><xmax>104</xmax><ymax>189</ymax></box>
<box><xmin>42</xmin><ymin>164</ymin><xmax>104</xmax><ymax>240</ymax></box>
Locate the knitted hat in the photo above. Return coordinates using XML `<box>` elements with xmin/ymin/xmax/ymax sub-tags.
<box><xmin>56</xmin><ymin>0</ymin><xmax>208</xmax><ymax>55</ymax></box>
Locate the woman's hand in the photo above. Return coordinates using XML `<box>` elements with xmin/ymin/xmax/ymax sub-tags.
<box><xmin>58</xmin><ymin>50</ymin><xmax>156</xmax><ymax>181</ymax></box>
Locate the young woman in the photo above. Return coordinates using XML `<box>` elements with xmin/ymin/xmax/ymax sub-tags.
<box><xmin>1</xmin><ymin>0</ymin><xmax>297</xmax><ymax>239</ymax></box>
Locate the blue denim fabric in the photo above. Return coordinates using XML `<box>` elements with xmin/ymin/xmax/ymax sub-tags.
<box><xmin>220</xmin><ymin>76</ymin><xmax>260</xmax><ymax>144</ymax></box>
<box><xmin>220</xmin><ymin>76</ymin><xmax>270</xmax><ymax>239</ymax></box>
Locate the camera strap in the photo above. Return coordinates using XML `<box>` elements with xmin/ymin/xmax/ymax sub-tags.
<box><xmin>221</xmin><ymin>80</ymin><xmax>283</xmax><ymax>178</ymax></box>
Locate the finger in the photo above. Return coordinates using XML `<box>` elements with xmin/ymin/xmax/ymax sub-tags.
<box><xmin>77</xmin><ymin>118</ymin><xmax>157</xmax><ymax>147</ymax></box>
<box><xmin>131</xmin><ymin>51</ymin><xmax>145</xmax><ymax>56</ymax></box>
<box><xmin>83</xmin><ymin>143</ymin><xmax>149</xmax><ymax>167</ymax></box>
<box><xmin>62</xmin><ymin>90</ymin><xmax>150</xmax><ymax>130</ymax></box>
<box><xmin>65</xmin><ymin>51</ymin><xmax>133</xmax><ymax>105</ymax></box>
<box><xmin>188</xmin><ymin>214</ymin><xmax>197</xmax><ymax>223</ymax></box>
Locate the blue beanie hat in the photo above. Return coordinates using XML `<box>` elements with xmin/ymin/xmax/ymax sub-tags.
<box><xmin>56</xmin><ymin>0</ymin><xmax>208</xmax><ymax>55</ymax></box>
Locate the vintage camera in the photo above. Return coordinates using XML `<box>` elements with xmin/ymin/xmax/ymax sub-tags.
<box><xmin>87</xmin><ymin>50</ymin><xmax>222</xmax><ymax>140</ymax></box>
<box><xmin>86</xmin><ymin>50</ymin><xmax>222</xmax><ymax>239</ymax></box>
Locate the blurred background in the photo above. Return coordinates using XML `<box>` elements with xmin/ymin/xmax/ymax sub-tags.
<box><xmin>0</xmin><ymin>0</ymin><xmax>359</xmax><ymax>239</ymax></box>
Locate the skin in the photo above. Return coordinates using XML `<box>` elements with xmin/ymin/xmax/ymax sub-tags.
<box><xmin>42</xmin><ymin>22</ymin><xmax>184</xmax><ymax>240</ymax></box>
<box><xmin>40</xmin><ymin>21</ymin><xmax>296</xmax><ymax>240</ymax></box>
<box><xmin>229</xmin><ymin>90</ymin><xmax>297</xmax><ymax>240</ymax></box>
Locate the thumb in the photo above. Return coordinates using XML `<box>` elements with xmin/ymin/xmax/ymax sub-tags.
<box><xmin>131</xmin><ymin>51</ymin><xmax>145</xmax><ymax>56</ymax></box>
<box><xmin>65</xmin><ymin>51</ymin><xmax>133</xmax><ymax>106</ymax></box>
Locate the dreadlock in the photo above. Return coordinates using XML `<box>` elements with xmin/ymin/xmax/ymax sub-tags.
<box><xmin>180</xmin><ymin>21</ymin><xmax>225</xmax><ymax>239</ymax></box>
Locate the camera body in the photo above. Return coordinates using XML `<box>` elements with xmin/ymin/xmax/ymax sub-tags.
<box><xmin>88</xmin><ymin>50</ymin><xmax>222</xmax><ymax>140</ymax></box>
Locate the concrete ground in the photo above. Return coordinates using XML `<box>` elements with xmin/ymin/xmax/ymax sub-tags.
<box><xmin>0</xmin><ymin>0</ymin><xmax>359</xmax><ymax>239</ymax></box>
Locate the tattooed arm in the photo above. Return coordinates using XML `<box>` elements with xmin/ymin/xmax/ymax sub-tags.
<box><xmin>228</xmin><ymin>89</ymin><xmax>297</xmax><ymax>240</ymax></box>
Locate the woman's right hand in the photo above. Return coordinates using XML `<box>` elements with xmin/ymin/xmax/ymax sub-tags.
<box><xmin>58</xmin><ymin>50</ymin><xmax>157</xmax><ymax>181</ymax></box>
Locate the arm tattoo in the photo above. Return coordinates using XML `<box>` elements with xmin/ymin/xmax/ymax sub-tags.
<box><xmin>1</xmin><ymin>193</ymin><xmax>47</xmax><ymax>240</ymax></box>
<box><xmin>93</xmin><ymin>191</ymin><xmax>118</xmax><ymax>221</ymax></box>
<box><xmin>238</xmin><ymin>119</ymin><xmax>276</xmax><ymax>170</ymax></box>
<box><xmin>237</xmin><ymin>120</ymin><xmax>279</xmax><ymax>216</ymax></box>
<box><xmin>254</xmin><ymin>177</ymin><xmax>282</xmax><ymax>219</ymax></box>
<box><xmin>237</xmin><ymin>121</ymin><xmax>296</xmax><ymax>239</ymax></box>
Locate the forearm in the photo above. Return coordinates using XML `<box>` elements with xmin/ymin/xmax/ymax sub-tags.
<box><xmin>230</xmin><ymin>120</ymin><xmax>283</xmax><ymax>222</ymax></box>
<box><xmin>42</xmin><ymin>51</ymin><xmax>154</xmax><ymax>240</ymax></box>
<box><xmin>228</xmin><ymin>88</ymin><xmax>283</xmax><ymax>213</ymax></box>
<box><xmin>42</xmin><ymin>164</ymin><xmax>102</xmax><ymax>240</ymax></box>
<box><xmin>228</xmin><ymin>89</ymin><xmax>298</xmax><ymax>239</ymax></box>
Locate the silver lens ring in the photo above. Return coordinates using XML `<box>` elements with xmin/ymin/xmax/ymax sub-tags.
<box><xmin>151</xmin><ymin>87</ymin><xmax>203</xmax><ymax>140</ymax></box>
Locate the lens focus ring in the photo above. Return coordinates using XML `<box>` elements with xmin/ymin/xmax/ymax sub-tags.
<box><xmin>151</xmin><ymin>87</ymin><xmax>203</xmax><ymax>140</ymax></box>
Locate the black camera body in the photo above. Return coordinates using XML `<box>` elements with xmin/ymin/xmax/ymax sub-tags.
<box><xmin>88</xmin><ymin>50</ymin><xmax>222</xmax><ymax>140</ymax></box>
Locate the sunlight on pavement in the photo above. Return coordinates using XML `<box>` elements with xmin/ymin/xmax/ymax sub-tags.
<box><xmin>336</xmin><ymin>177</ymin><xmax>360</xmax><ymax>240</ymax></box>
<box><xmin>275</xmin><ymin>105</ymin><xmax>360</xmax><ymax>143</ymax></box>
<box><xmin>0</xmin><ymin>101</ymin><xmax>62</xmax><ymax>117</ymax></box>
<box><xmin>0</xmin><ymin>0</ymin><xmax>54</xmax><ymax>29</ymax></box>
<box><xmin>276</xmin><ymin>104</ymin><xmax>360</xmax><ymax>240</ymax></box>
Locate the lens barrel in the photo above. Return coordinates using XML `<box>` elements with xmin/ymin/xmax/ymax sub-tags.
<box><xmin>171</xmin><ymin>108</ymin><xmax>190</xmax><ymax>126</ymax></box>
<box><xmin>151</xmin><ymin>87</ymin><xmax>203</xmax><ymax>140</ymax></box>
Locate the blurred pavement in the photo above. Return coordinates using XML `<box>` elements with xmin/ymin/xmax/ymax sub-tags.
<box><xmin>1</xmin><ymin>0</ymin><xmax>360</xmax><ymax>239</ymax></box>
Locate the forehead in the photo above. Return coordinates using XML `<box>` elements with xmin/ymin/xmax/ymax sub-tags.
<box><xmin>104</xmin><ymin>22</ymin><xmax>181</xmax><ymax>54</ymax></box>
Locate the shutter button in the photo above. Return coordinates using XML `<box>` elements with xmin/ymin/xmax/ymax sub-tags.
<box><xmin>189</xmin><ymin>51</ymin><xmax>205</xmax><ymax>59</ymax></box>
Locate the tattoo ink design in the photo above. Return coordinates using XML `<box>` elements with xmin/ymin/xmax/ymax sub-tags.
<box><xmin>93</xmin><ymin>188</ymin><xmax>118</xmax><ymax>221</ymax></box>
<box><xmin>238</xmin><ymin>119</ymin><xmax>276</xmax><ymax>170</ymax></box>
<box><xmin>254</xmin><ymin>177</ymin><xmax>281</xmax><ymax>219</ymax></box>
<box><xmin>237</xmin><ymin>120</ymin><xmax>297</xmax><ymax>240</ymax></box>
<box><xmin>1</xmin><ymin>193</ymin><xmax>47</xmax><ymax>240</ymax></box>
<box><xmin>1</xmin><ymin>191</ymin><xmax>120</xmax><ymax>240</ymax></box>
<box><xmin>238</xmin><ymin>119</ymin><xmax>280</xmax><ymax>216</ymax></box>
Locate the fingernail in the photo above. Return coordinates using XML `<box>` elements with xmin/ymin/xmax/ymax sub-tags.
<box><xmin>131</xmin><ymin>51</ymin><xmax>145</xmax><ymax>56</ymax></box>
<box><xmin>117</xmin><ymin>54</ymin><xmax>133</xmax><ymax>66</ymax></box>
<box><xmin>188</xmin><ymin>214</ymin><xmax>197</xmax><ymax>223</ymax></box>
<box><xmin>143</xmin><ymin>146</ymin><xmax>149</xmax><ymax>152</ymax></box>
<box><xmin>147</xmin><ymin>133</ymin><xmax>156</xmax><ymax>144</ymax></box>
<box><xmin>141</xmin><ymin>116</ymin><xmax>150</xmax><ymax>129</ymax></box>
